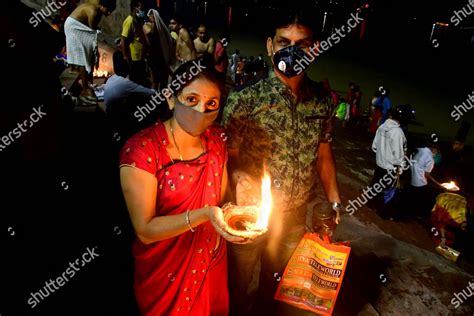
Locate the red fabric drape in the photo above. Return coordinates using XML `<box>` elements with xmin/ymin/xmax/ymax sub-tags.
<box><xmin>120</xmin><ymin>122</ymin><xmax>229</xmax><ymax>315</ymax></box>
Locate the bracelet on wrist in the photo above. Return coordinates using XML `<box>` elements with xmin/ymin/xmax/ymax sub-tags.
<box><xmin>186</xmin><ymin>210</ymin><xmax>195</xmax><ymax>232</ymax></box>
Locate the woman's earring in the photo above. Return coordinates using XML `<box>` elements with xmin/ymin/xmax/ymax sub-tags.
<box><xmin>168</xmin><ymin>97</ymin><xmax>175</xmax><ymax>110</ymax></box>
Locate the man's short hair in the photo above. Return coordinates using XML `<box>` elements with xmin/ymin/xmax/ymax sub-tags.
<box><xmin>388</xmin><ymin>108</ymin><xmax>402</xmax><ymax>122</ymax></box>
<box><xmin>113</xmin><ymin>51</ymin><xmax>129</xmax><ymax>77</ymax></box>
<box><xmin>269</xmin><ymin>5</ymin><xmax>318</xmax><ymax>39</ymax></box>
<box><xmin>171</xmin><ymin>15</ymin><xmax>182</xmax><ymax>26</ymax></box>
<box><xmin>100</xmin><ymin>0</ymin><xmax>116</xmax><ymax>11</ymax></box>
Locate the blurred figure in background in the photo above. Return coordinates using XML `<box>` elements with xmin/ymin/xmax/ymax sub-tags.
<box><xmin>214</xmin><ymin>33</ymin><xmax>229</xmax><ymax>83</ymax></box>
<box><xmin>230</xmin><ymin>49</ymin><xmax>240</xmax><ymax>83</ymax></box>
<box><xmin>65</xmin><ymin>0</ymin><xmax>116</xmax><ymax>99</ymax></box>
<box><xmin>194</xmin><ymin>24</ymin><xmax>215</xmax><ymax>60</ymax></box>
<box><xmin>143</xmin><ymin>9</ymin><xmax>175</xmax><ymax>90</ymax></box>
<box><xmin>121</xmin><ymin>0</ymin><xmax>148</xmax><ymax>86</ymax></box>
<box><xmin>170</xmin><ymin>16</ymin><xmax>196</xmax><ymax>64</ymax></box>
<box><xmin>235</xmin><ymin>56</ymin><xmax>246</xmax><ymax>86</ymax></box>
<box><xmin>404</xmin><ymin>141</ymin><xmax>443</xmax><ymax>218</ymax></box>
<box><xmin>369</xmin><ymin>109</ymin><xmax>407</xmax><ymax>215</ymax></box>
<box><xmin>373</xmin><ymin>86</ymin><xmax>392</xmax><ymax>125</ymax></box>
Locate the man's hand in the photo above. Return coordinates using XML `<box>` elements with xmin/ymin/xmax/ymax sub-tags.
<box><xmin>234</xmin><ymin>171</ymin><xmax>261</xmax><ymax>206</ymax></box>
<box><xmin>312</xmin><ymin>203</ymin><xmax>339</xmax><ymax>236</ymax></box>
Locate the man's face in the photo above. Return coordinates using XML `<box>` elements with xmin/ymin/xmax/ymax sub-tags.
<box><xmin>100</xmin><ymin>5</ymin><xmax>114</xmax><ymax>16</ymax></box>
<box><xmin>169</xmin><ymin>19</ymin><xmax>179</xmax><ymax>32</ymax></box>
<box><xmin>266</xmin><ymin>24</ymin><xmax>313</xmax><ymax>58</ymax></box>
<box><xmin>198</xmin><ymin>26</ymin><xmax>207</xmax><ymax>42</ymax></box>
<box><xmin>452</xmin><ymin>141</ymin><xmax>464</xmax><ymax>152</ymax></box>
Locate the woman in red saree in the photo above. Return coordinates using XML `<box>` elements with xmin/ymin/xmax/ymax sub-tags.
<box><xmin>119</xmin><ymin>60</ymin><xmax>245</xmax><ymax>315</ymax></box>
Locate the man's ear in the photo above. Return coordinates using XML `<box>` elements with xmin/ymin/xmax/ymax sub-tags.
<box><xmin>266</xmin><ymin>37</ymin><xmax>273</xmax><ymax>57</ymax></box>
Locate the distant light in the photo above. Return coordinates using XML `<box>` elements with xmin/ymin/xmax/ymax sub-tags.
<box><xmin>364</xmin><ymin>3</ymin><xmax>369</xmax><ymax>8</ymax></box>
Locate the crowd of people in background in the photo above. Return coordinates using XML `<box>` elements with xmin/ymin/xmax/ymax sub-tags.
<box><xmin>324</xmin><ymin>77</ymin><xmax>471</xmax><ymax>254</ymax></box>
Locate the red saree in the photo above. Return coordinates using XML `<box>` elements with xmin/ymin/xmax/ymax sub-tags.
<box><xmin>119</xmin><ymin>121</ymin><xmax>229</xmax><ymax>315</ymax></box>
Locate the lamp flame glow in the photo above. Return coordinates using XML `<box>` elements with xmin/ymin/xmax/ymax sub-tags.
<box><xmin>254</xmin><ymin>172</ymin><xmax>272</xmax><ymax>229</ymax></box>
<box><xmin>441</xmin><ymin>181</ymin><xmax>460</xmax><ymax>191</ymax></box>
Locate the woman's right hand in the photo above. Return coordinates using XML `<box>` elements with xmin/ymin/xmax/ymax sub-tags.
<box><xmin>207</xmin><ymin>206</ymin><xmax>252</xmax><ymax>244</ymax></box>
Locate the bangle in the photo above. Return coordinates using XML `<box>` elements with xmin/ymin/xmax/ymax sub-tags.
<box><xmin>330</xmin><ymin>202</ymin><xmax>344</xmax><ymax>212</ymax></box>
<box><xmin>186</xmin><ymin>210</ymin><xmax>195</xmax><ymax>232</ymax></box>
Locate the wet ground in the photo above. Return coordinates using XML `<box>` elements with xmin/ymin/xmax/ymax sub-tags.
<box><xmin>329</xmin><ymin>124</ymin><xmax>474</xmax><ymax>316</ymax></box>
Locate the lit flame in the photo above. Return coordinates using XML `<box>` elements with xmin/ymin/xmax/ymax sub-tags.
<box><xmin>254</xmin><ymin>172</ymin><xmax>272</xmax><ymax>229</ymax></box>
<box><xmin>441</xmin><ymin>181</ymin><xmax>460</xmax><ymax>191</ymax></box>
<box><xmin>93</xmin><ymin>70</ymin><xmax>109</xmax><ymax>77</ymax></box>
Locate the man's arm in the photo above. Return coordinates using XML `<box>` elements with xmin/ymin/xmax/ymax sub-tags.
<box><xmin>125</xmin><ymin>80</ymin><xmax>156</xmax><ymax>96</ymax></box>
<box><xmin>207</xmin><ymin>38</ymin><xmax>216</xmax><ymax>55</ymax></box>
<box><xmin>178</xmin><ymin>29</ymin><xmax>196</xmax><ymax>60</ymax></box>
<box><xmin>316</xmin><ymin>143</ymin><xmax>342</xmax><ymax>209</ymax></box>
<box><xmin>427</xmin><ymin>173</ymin><xmax>442</xmax><ymax>187</ymax></box>
<box><xmin>121</xmin><ymin>17</ymin><xmax>133</xmax><ymax>67</ymax></box>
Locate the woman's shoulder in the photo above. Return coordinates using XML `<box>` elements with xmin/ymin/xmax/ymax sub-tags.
<box><xmin>127</xmin><ymin>122</ymin><xmax>164</xmax><ymax>147</ymax></box>
<box><xmin>119</xmin><ymin>122</ymin><xmax>167</xmax><ymax>173</ymax></box>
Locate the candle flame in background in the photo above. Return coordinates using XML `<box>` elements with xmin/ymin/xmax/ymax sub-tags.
<box><xmin>93</xmin><ymin>70</ymin><xmax>109</xmax><ymax>78</ymax></box>
<box><xmin>441</xmin><ymin>181</ymin><xmax>460</xmax><ymax>191</ymax></box>
<box><xmin>255</xmin><ymin>172</ymin><xmax>272</xmax><ymax>229</ymax></box>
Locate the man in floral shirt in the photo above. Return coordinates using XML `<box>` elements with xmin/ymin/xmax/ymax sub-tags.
<box><xmin>221</xmin><ymin>7</ymin><xmax>343</xmax><ymax>315</ymax></box>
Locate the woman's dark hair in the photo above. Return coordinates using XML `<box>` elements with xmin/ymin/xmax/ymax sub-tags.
<box><xmin>130</xmin><ymin>0</ymin><xmax>143</xmax><ymax>11</ymax></box>
<box><xmin>170</xmin><ymin>58</ymin><xmax>224</xmax><ymax>98</ymax></box>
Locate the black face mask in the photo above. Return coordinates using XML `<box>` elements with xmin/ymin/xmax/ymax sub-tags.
<box><xmin>272</xmin><ymin>45</ymin><xmax>308</xmax><ymax>78</ymax></box>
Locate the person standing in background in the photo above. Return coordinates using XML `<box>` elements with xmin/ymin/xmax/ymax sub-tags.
<box><xmin>65</xmin><ymin>0</ymin><xmax>116</xmax><ymax>100</ymax></box>
<box><xmin>121</xmin><ymin>0</ymin><xmax>148</xmax><ymax>86</ymax></box>
<box><xmin>170</xmin><ymin>16</ymin><xmax>196</xmax><ymax>65</ymax></box>
<box><xmin>194</xmin><ymin>24</ymin><xmax>215</xmax><ymax>60</ymax></box>
<box><xmin>143</xmin><ymin>9</ymin><xmax>175</xmax><ymax>90</ymax></box>
<box><xmin>214</xmin><ymin>33</ymin><xmax>229</xmax><ymax>83</ymax></box>
<box><xmin>230</xmin><ymin>49</ymin><xmax>240</xmax><ymax>83</ymax></box>
<box><xmin>406</xmin><ymin>142</ymin><xmax>443</xmax><ymax>218</ymax></box>
<box><xmin>370</xmin><ymin>109</ymin><xmax>407</xmax><ymax>214</ymax></box>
